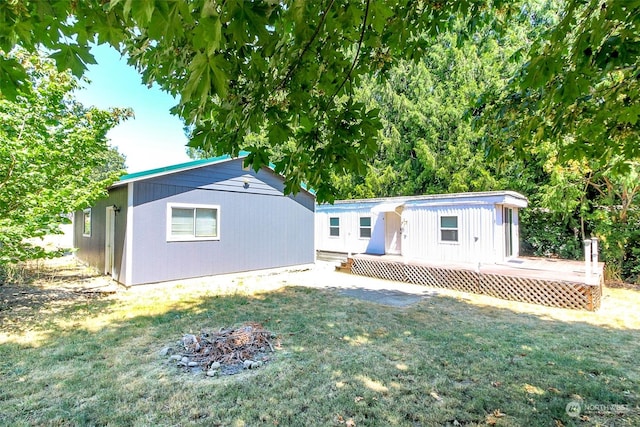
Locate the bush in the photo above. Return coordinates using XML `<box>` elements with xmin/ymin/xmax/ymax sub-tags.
<box><xmin>520</xmin><ymin>207</ymin><xmax>640</xmax><ymax>283</ymax></box>
<box><xmin>519</xmin><ymin>209</ymin><xmax>583</xmax><ymax>260</ymax></box>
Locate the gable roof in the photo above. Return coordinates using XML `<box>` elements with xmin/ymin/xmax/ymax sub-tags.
<box><xmin>110</xmin><ymin>151</ymin><xmax>315</xmax><ymax>197</ymax></box>
<box><xmin>111</xmin><ymin>152</ymin><xmax>249</xmax><ymax>188</ymax></box>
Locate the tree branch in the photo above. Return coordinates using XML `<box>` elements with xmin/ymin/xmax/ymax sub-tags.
<box><xmin>276</xmin><ymin>0</ymin><xmax>335</xmax><ymax>92</ymax></box>
<box><xmin>329</xmin><ymin>0</ymin><xmax>371</xmax><ymax>101</ymax></box>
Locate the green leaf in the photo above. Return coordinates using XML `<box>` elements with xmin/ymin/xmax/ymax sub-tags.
<box><xmin>130</xmin><ymin>0</ymin><xmax>156</xmax><ymax>25</ymax></box>
<box><xmin>299</xmin><ymin>114</ymin><xmax>313</xmax><ymax>132</ymax></box>
<box><xmin>0</xmin><ymin>57</ymin><xmax>29</xmax><ymax>100</ymax></box>
<box><xmin>192</xmin><ymin>16</ymin><xmax>222</xmax><ymax>54</ymax></box>
<box><xmin>268</xmin><ymin>123</ymin><xmax>291</xmax><ymax>144</ymax></box>
<box><xmin>201</xmin><ymin>0</ymin><xmax>219</xmax><ymax>18</ymax></box>
<box><xmin>93</xmin><ymin>18</ymin><xmax>127</xmax><ymax>46</ymax></box>
<box><xmin>208</xmin><ymin>54</ymin><xmax>229</xmax><ymax>99</ymax></box>
<box><xmin>49</xmin><ymin>44</ymin><xmax>95</xmax><ymax>78</ymax></box>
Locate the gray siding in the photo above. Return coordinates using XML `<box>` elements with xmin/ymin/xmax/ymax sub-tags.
<box><xmin>133</xmin><ymin>159</ymin><xmax>296</xmax><ymax>200</ymax></box>
<box><xmin>129</xmin><ymin>158</ymin><xmax>314</xmax><ymax>284</ymax></box>
<box><xmin>74</xmin><ymin>187</ymin><xmax>128</xmax><ymax>281</ymax></box>
<box><xmin>76</xmin><ymin>158</ymin><xmax>314</xmax><ymax>285</ymax></box>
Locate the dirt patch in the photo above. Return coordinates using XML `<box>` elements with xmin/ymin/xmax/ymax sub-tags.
<box><xmin>0</xmin><ymin>257</ymin><xmax>120</xmax><ymax>333</ymax></box>
<box><xmin>606</xmin><ymin>281</ymin><xmax>640</xmax><ymax>291</ymax></box>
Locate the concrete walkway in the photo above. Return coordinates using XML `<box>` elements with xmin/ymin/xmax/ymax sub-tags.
<box><xmin>289</xmin><ymin>261</ymin><xmax>438</xmax><ymax>307</ymax></box>
<box><xmin>94</xmin><ymin>259</ymin><xmax>440</xmax><ymax>308</ymax></box>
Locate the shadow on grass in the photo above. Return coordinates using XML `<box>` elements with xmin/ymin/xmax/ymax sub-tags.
<box><xmin>0</xmin><ymin>285</ymin><xmax>638</xmax><ymax>427</ymax></box>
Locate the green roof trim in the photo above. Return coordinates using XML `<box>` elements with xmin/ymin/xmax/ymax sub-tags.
<box><xmin>118</xmin><ymin>152</ymin><xmax>247</xmax><ymax>182</ymax></box>
<box><xmin>113</xmin><ymin>150</ymin><xmax>315</xmax><ymax>195</ymax></box>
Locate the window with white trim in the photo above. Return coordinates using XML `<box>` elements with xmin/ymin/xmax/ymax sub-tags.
<box><xmin>82</xmin><ymin>208</ymin><xmax>92</xmax><ymax>237</ymax></box>
<box><xmin>440</xmin><ymin>216</ymin><xmax>458</xmax><ymax>242</ymax></box>
<box><xmin>359</xmin><ymin>216</ymin><xmax>372</xmax><ymax>238</ymax></box>
<box><xmin>167</xmin><ymin>204</ymin><xmax>219</xmax><ymax>241</ymax></box>
<box><xmin>329</xmin><ymin>217</ymin><xmax>340</xmax><ymax>237</ymax></box>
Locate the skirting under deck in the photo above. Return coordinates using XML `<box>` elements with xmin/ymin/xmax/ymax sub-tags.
<box><xmin>348</xmin><ymin>255</ymin><xmax>603</xmax><ymax>311</ymax></box>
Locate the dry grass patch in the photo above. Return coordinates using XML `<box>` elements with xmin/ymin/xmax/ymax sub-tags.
<box><xmin>0</xmin><ymin>258</ymin><xmax>638</xmax><ymax>426</ymax></box>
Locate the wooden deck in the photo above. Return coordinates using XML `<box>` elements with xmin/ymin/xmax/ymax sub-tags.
<box><xmin>344</xmin><ymin>254</ymin><xmax>603</xmax><ymax>311</ymax></box>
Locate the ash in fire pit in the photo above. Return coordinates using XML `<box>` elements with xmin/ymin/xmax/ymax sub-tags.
<box><xmin>161</xmin><ymin>322</ymin><xmax>279</xmax><ymax>376</ymax></box>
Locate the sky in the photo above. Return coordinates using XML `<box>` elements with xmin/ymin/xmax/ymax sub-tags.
<box><xmin>74</xmin><ymin>44</ymin><xmax>191</xmax><ymax>173</ymax></box>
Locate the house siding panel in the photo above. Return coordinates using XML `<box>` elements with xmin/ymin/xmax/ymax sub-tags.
<box><xmin>127</xmin><ymin>160</ymin><xmax>314</xmax><ymax>285</ymax></box>
<box><xmin>316</xmin><ymin>191</ymin><xmax>527</xmax><ymax>265</ymax></box>
<box><xmin>315</xmin><ymin>202</ymin><xmax>384</xmax><ymax>255</ymax></box>
<box><xmin>74</xmin><ymin>186</ymin><xmax>128</xmax><ymax>280</ymax></box>
<box><xmin>134</xmin><ymin>159</ymin><xmax>286</xmax><ymax>201</ymax></box>
<box><xmin>402</xmin><ymin>204</ymin><xmax>495</xmax><ymax>264</ymax></box>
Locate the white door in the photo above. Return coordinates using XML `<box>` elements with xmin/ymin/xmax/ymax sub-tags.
<box><xmin>385</xmin><ymin>212</ymin><xmax>402</xmax><ymax>255</ymax></box>
<box><xmin>105</xmin><ymin>206</ymin><xmax>116</xmax><ymax>276</ymax></box>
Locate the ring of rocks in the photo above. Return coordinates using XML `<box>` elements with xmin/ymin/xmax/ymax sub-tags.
<box><xmin>160</xmin><ymin>322</ymin><xmax>278</xmax><ymax>376</ymax></box>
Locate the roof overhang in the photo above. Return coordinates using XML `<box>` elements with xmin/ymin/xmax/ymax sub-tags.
<box><xmin>501</xmin><ymin>192</ymin><xmax>528</xmax><ymax>208</ymax></box>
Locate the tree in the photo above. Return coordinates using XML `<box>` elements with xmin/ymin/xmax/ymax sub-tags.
<box><xmin>480</xmin><ymin>0</ymin><xmax>639</xmax><ymax>209</ymax></box>
<box><xmin>94</xmin><ymin>145</ymin><xmax>127</xmax><ymax>183</ymax></box>
<box><xmin>330</xmin><ymin>1</ymin><xmax>564</xmax><ymax>199</ymax></box>
<box><xmin>487</xmin><ymin>0</ymin><xmax>639</xmax><ymax>168</ymax></box>
<box><xmin>2</xmin><ymin>2</ymin><xmax>636</xmax><ymax>199</ymax></box>
<box><xmin>0</xmin><ymin>50</ymin><xmax>129</xmax><ymax>264</ymax></box>
<box><xmin>332</xmin><ymin>27</ymin><xmax>519</xmax><ymax>198</ymax></box>
<box><xmin>0</xmin><ymin>0</ymin><xmax>524</xmax><ymax>202</ymax></box>
<box><xmin>477</xmin><ymin>0</ymin><xmax>640</xmax><ymax>280</ymax></box>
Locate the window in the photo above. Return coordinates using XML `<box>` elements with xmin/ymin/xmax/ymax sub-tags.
<box><xmin>359</xmin><ymin>216</ymin><xmax>372</xmax><ymax>238</ymax></box>
<box><xmin>167</xmin><ymin>204</ymin><xmax>219</xmax><ymax>241</ymax></box>
<box><xmin>440</xmin><ymin>216</ymin><xmax>458</xmax><ymax>242</ymax></box>
<box><xmin>329</xmin><ymin>217</ymin><xmax>340</xmax><ymax>237</ymax></box>
<box><xmin>82</xmin><ymin>208</ymin><xmax>91</xmax><ymax>237</ymax></box>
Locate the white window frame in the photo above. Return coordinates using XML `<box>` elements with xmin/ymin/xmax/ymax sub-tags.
<box><xmin>166</xmin><ymin>203</ymin><xmax>220</xmax><ymax>242</ymax></box>
<box><xmin>329</xmin><ymin>216</ymin><xmax>340</xmax><ymax>237</ymax></box>
<box><xmin>82</xmin><ymin>208</ymin><xmax>92</xmax><ymax>237</ymax></box>
<box><xmin>359</xmin><ymin>216</ymin><xmax>372</xmax><ymax>239</ymax></box>
<box><xmin>439</xmin><ymin>215</ymin><xmax>459</xmax><ymax>243</ymax></box>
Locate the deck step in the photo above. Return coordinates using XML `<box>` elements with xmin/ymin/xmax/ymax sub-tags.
<box><xmin>335</xmin><ymin>258</ymin><xmax>354</xmax><ymax>273</ymax></box>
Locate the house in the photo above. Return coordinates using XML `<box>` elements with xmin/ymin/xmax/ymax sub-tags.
<box><xmin>315</xmin><ymin>191</ymin><xmax>528</xmax><ymax>265</ymax></box>
<box><xmin>317</xmin><ymin>191</ymin><xmax>605</xmax><ymax>312</ymax></box>
<box><xmin>74</xmin><ymin>155</ymin><xmax>315</xmax><ymax>286</ymax></box>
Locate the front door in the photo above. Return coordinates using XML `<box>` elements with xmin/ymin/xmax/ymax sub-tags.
<box><xmin>385</xmin><ymin>212</ymin><xmax>402</xmax><ymax>255</ymax></box>
<box><xmin>105</xmin><ymin>206</ymin><xmax>116</xmax><ymax>276</ymax></box>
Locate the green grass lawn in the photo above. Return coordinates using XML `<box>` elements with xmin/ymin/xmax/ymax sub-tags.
<box><xmin>0</xmin><ymin>259</ymin><xmax>638</xmax><ymax>426</ymax></box>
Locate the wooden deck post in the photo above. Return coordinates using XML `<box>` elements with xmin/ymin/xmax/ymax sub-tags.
<box><xmin>591</xmin><ymin>237</ymin><xmax>599</xmax><ymax>275</ymax></box>
<box><xmin>583</xmin><ymin>239</ymin><xmax>592</xmax><ymax>284</ymax></box>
